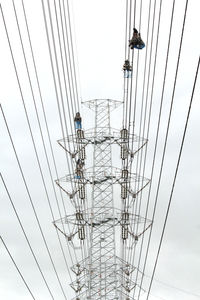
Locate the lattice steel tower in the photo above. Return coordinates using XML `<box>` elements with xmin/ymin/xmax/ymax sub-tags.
<box><xmin>87</xmin><ymin>99</ymin><xmax>118</xmax><ymax>299</ymax></box>
<box><xmin>54</xmin><ymin>99</ymin><xmax>151</xmax><ymax>299</ymax></box>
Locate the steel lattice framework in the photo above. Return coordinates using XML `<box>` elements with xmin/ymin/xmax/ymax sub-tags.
<box><xmin>88</xmin><ymin>99</ymin><xmax>118</xmax><ymax>299</ymax></box>
<box><xmin>54</xmin><ymin>99</ymin><xmax>152</xmax><ymax>299</ymax></box>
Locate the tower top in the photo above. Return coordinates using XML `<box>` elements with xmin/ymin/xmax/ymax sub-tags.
<box><xmin>82</xmin><ymin>99</ymin><xmax>122</xmax><ymax>112</ymax></box>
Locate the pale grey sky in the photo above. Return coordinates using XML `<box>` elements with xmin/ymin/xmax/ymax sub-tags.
<box><xmin>0</xmin><ymin>0</ymin><xmax>200</xmax><ymax>300</ymax></box>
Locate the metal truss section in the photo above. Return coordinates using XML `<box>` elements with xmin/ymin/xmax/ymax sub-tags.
<box><xmin>69</xmin><ymin>256</ymin><xmax>141</xmax><ymax>300</ymax></box>
<box><xmin>71</xmin><ymin>258</ymin><xmax>87</xmax><ymax>275</ymax></box>
<box><xmin>82</xmin><ymin>98</ymin><xmax>123</xmax><ymax>111</ymax></box>
<box><xmin>55</xmin><ymin>175</ymin><xmax>87</xmax><ymax>200</ymax></box>
<box><xmin>54</xmin><ymin>206</ymin><xmax>152</xmax><ymax>247</ymax></box>
<box><xmin>71</xmin><ymin>292</ymin><xmax>135</xmax><ymax>300</ymax></box>
<box><xmin>70</xmin><ymin>275</ymin><xmax>86</xmax><ymax>293</ymax></box>
<box><xmin>85</xmin><ymin>99</ymin><xmax>118</xmax><ymax>299</ymax></box>
<box><xmin>54</xmin><ymin>208</ymin><xmax>152</xmax><ymax>245</ymax></box>
<box><xmin>116</xmin><ymin>256</ymin><xmax>136</xmax><ymax>276</ymax></box>
<box><xmin>57</xmin><ymin>129</ymin><xmax>147</xmax><ymax>158</ymax></box>
<box><xmin>71</xmin><ymin>290</ymin><xmax>119</xmax><ymax>300</ymax></box>
<box><xmin>55</xmin><ymin>167</ymin><xmax>150</xmax><ymax>201</ymax></box>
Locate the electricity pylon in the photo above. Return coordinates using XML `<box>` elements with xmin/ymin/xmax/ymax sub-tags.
<box><xmin>54</xmin><ymin>99</ymin><xmax>152</xmax><ymax>299</ymax></box>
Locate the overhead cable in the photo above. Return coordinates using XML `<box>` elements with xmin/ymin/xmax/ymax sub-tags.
<box><xmin>0</xmin><ymin>173</ymin><xmax>55</xmax><ymax>300</ymax></box>
<box><xmin>138</xmin><ymin>1</ymin><xmax>189</xmax><ymax>298</ymax></box>
<box><xmin>0</xmin><ymin>236</ymin><xmax>37</xmax><ymax>300</ymax></box>
<box><xmin>0</xmin><ymin>103</ymin><xmax>68</xmax><ymax>300</ymax></box>
<box><xmin>146</xmin><ymin>55</ymin><xmax>200</xmax><ymax>299</ymax></box>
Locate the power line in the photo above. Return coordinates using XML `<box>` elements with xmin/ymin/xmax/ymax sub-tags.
<box><xmin>42</xmin><ymin>0</ymin><xmax>90</xmax><ymax>258</ymax></box>
<box><xmin>60</xmin><ymin>0</ymin><xmax>77</xmax><ymax>115</ymax></box>
<box><xmin>134</xmin><ymin>0</ymin><xmax>175</xmax><ymax>296</ymax></box>
<box><xmin>52</xmin><ymin>0</ymin><xmax>76</xmax><ymax>134</ymax></box>
<box><xmin>138</xmin><ymin>1</ymin><xmax>189</xmax><ymax>298</ymax></box>
<box><xmin>148</xmin><ymin>292</ymin><xmax>167</xmax><ymax>300</ymax></box>
<box><xmin>57</xmin><ymin>0</ymin><xmax>76</xmax><ymax>125</ymax></box>
<box><xmin>124</xmin><ymin>0</ymin><xmax>129</xmax><ymax>60</ymax></box>
<box><xmin>127</xmin><ymin>0</ymin><xmax>156</xmax><ymax>273</ymax></box>
<box><xmin>0</xmin><ymin>1</ymin><xmax>198</xmax><ymax>299</ymax></box>
<box><xmin>40</xmin><ymin>1</ymin><xmax>85</xmax><ymax>242</ymax></box>
<box><xmin>0</xmin><ymin>103</ymin><xmax>68</xmax><ymax>300</ymax></box>
<box><xmin>146</xmin><ymin>55</ymin><xmax>200</xmax><ymax>299</ymax></box>
<box><xmin>3</xmin><ymin>0</ymin><xmax>73</xmax><ymax>289</ymax></box>
<box><xmin>20</xmin><ymin>0</ymin><xmax>78</xmax><ymax>269</ymax></box>
<box><xmin>45</xmin><ymin>0</ymin><xmax>73</xmax><ymax>142</ymax></box>
<box><xmin>145</xmin><ymin>275</ymin><xmax>200</xmax><ymax>298</ymax></box>
<box><xmin>0</xmin><ymin>236</ymin><xmax>37</xmax><ymax>300</ymax></box>
<box><xmin>131</xmin><ymin>0</ymin><xmax>157</xmax><ymax>261</ymax></box>
<box><xmin>130</xmin><ymin>0</ymin><xmax>161</xmax><ymax>296</ymax></box>
<box><xmin>21</xmin><ymin>0</ymin><xmax>68</xmax><ymax>218</ymax></box>
<box><xmin>40</xmin><ymin>0</ymin><xmax>83</xmax><ymax>215</ymax></box>
<box><xmin>130</xmin><ymin>0</ymin><xmax>143</xmax><ymax>136</ymax></box>
<box><xmin>124</xmin><ymin>0</ymin><xmax>133</xmax><ymax>128</ymax></box>
<box><xmin>51</xmin><ymin>0</ymin><xmax>91</xmax><ymax>266</ymax></box>
<box><xmin>12</xmin><ymin>0</ymin><xmax>73</xmax><ymax>269</ymax></box>
<box><xmin>63</xmin><ymin>0</ymin><xmax>80</xmax><ymax>112</ymax></box>
<box><xmin>0</xmin><ymin>173</ymin><xmax>55</xmax><ymax>300</ymax></box>
<box><xmin>130</xmin><ymin>0</ymin><xmax>152</xmax><ymax>132</ymax></box>
<box><xmin>40</xmin><ymin>0</ymin><xmax>73</xmax><ymax>165</ymax></box>
<box><xmin>122</xmin><ymin>0</ymin><xmax>129</xmax><ymax>127</ymax></box>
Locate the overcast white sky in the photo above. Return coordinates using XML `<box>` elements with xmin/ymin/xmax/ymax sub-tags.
<box><xmin>0</xmin><ymin>0</ymin><xmax>200</xmax><ymax>300</ymax></box>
